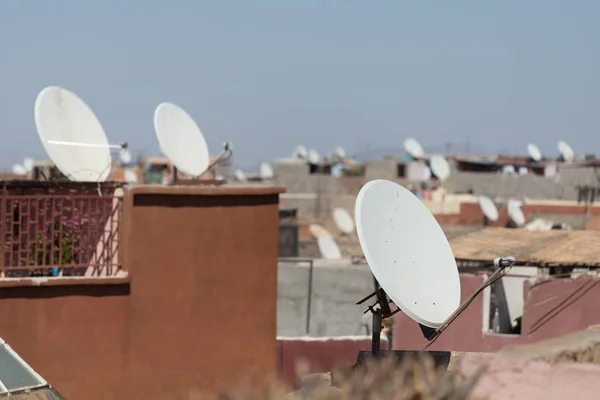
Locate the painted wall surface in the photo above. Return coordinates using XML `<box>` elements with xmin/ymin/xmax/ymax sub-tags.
<box><xmin>393</xmin><ymin>275</ymin><xmax>600</xmax><ymax>353</ymax></box>
<box><xmin>0</xmin><ymin>185</ymin><xmax>283</xmax><ymax>400</ymax></box>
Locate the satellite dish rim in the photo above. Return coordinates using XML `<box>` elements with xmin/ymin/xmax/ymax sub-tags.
<box><xmin>355</xmin><ymin>179</ymin><xmax>461</xmax><ymax>328</ymax></box>
<box><xmin>527</xmin><ymin>143</ymin><xmax>542</xmax><ymax>162</ymax></box>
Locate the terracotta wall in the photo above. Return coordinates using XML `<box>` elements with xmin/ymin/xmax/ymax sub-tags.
<box><xmin>0</xmin><ymin>184</ymin><xmax>283</xmax><ymax>399</ymax></box>
<box><xmin>393</xmin><ymin>274</ymin><xmax>600</xmax><ymax>352</ymax></box>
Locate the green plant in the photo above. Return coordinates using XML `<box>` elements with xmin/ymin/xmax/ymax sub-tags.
<box><xmin>29</xmin><ymin>217</ymin><xmax>88</xmax><ymax>273</ymax></box>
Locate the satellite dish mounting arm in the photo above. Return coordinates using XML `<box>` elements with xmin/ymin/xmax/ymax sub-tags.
<box><xmin>356</xmin><ymin>287</ymin><xmax>401</xmax><ymax>356</ymax></box>
<box><xmin>424</xmin><ymin>256</ymin><xmax>515</xmax><ymax>342</ymax></box>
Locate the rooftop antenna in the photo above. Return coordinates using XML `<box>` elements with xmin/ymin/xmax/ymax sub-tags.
<box><xmin>429</xmin><ymin>154</ymin><xmax>451</xmax><ymax>182</ymax></box>
<box><xmin>124</xmin><ymin>169</ymin><xmax>138</xmax><ymax>184</ymax></box>
<box><xmin>333</xmin><ymin>146</ymin><xmax>347</xmax><ymax>159</ymax></box>
<box><xmin>478</xmin><ymin>196</ymin><xmax>499</xmax><ymax>226</ymax></box>
<box><xmin>308</xmin><ymin>223</ymin><xmax>332</xmax><ymax>238</ymax></box>
<box><xmin>258</xmin><ymin>161</ymin><xmax>274</xmax><ymax>180</ymax></box>
<box><xmin>153</xmin><ymin>102</ymin><xmax>233</xmax><ymax>184</ymax></box>
<box><xmin>317</xmin><ymin>236</ymin><xmax>342</xmax><ymax>260</ymax></box>
<box><xmin>527</xmin><ymin>143</ymin><xmax>542</xmax><ymax>162</ymax></box>
<box><xmin>403</xmin><ymin>138</ymin><xmax>425</xmax><ymax>160</ymax></box>
<box><xmin>293</xmin><ymin>145</ymin><xmax>308</xmax><ymax>160</ymax></box>
<box><xmin>333</xmin><ymin>208</ymin><xmax>355</xmax><ymax>236</ymax></box>
<box><xmin>355</xmin><ymin>180</ymin><xmax>515</xmax><ymax>356</ymax></box>
<box><xmin>34</xmin><ymin>86</ymin><xmax>127</xmax><ymax>182</ymax></box>
<box><xmin>12</xmin><ymin>164</ymin><xmax>27</xmax><ymax>175</ymax></box>
<box><xmin>308</xmin><ymin>149</ymin><xmax>321</xmax><ymax>164</ymax></box>
<box><xmin>507</xmin><ymin>199</ymin><xmax>526</xmax><ymax>228</ymax></box>
<box><xmin>557</xmin><ymin>140</ymin><xmax>574</xmax><ymax>163</ymax></box>
<box><xmin>234</xmin><ymin>169</ymin><xmax>247</xmax><ymax>182</ymax></box>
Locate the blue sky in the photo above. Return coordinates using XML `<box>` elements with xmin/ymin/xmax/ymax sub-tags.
<box><xmin>1</xmin><ymin>1</ymin><xmax>599</xmax><ymax>170</ymax></box>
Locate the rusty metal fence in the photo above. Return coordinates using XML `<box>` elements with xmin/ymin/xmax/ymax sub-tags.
<box><xmin>0</xmin><ymin>193</ymin><xmax>123</xmax><ymax>278</ymax></box>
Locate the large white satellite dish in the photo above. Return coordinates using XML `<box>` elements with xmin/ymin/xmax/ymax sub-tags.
<box><xmin>34</xmin><ymin>86</ymin><xmax>121</xmax><ymax>182</ymax></box>
<box><xmin>317</xmin><ymin>236</ymin><xmax>342</xmax><ymax>260</ymax></box>
<box><xmin>355</xmin><ymin>179</ymin><xmax>516</xmax><ymax>353</ymax></box>
<box><xmin>557</xmin><ymin>140</ymin><xmax>574</xmax><ymax>162</ymax></box>
<box><xmin>153</xmin><ymin>103</ymin><xmax>210</xmax><ymax>177</ymax></box>
<box><xmin>293</xmin><ymin>145</ymin><xmax>308</xmax><ymax>159</ymax></box>
<box><xmin>429</xmin><ymin>155</ymin><xmax>451</xmax><ymax>181</ymax></box>
<box><xmin>308</xmin><ymin>149</ymin><xmax>321</xmax><ymax>164</ymax></box>
<box><xmin>332</xmin><ymin>208</ymin><xmax>355</xmax><ymax>235</ymax></box>
<box><xmin>403</xmin><ymin>138</ymin><xmax>425</xmax><ymax>159</ymax></box>
<box><xmin>478</xmin><ymin>196</ymin><xmax>499</xmax><ymax>222</ymax></box>
<box><xmin>527</xmin><ymin>143</ymin><xmax>542</xmax><ymax>162</ymax></box>
<box><xmin>355</xmin><ymin>179</ymin><xmax>460</xmax><ymax>328</ymax></box>
<box><xmin>507</xmin><ymin>199</ymin><xmax>526</xmax><ymax>227</ymax></box>
<box><xmin>259</xmin><ymin>162</ymin><xmax>274</xmax><ymax>180</ymax></box>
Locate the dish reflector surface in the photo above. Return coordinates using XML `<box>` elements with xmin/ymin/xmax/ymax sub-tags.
<box><xmin>308</xmin><ymin>224</ymin><xmax>332</xmax><ymax>238</ymax></box>
<box><xmin>478</xmin><ymin>196</ymin><xmax>499</xmax><ymax>221</ymax></box>
<box><xmin>22</xmin><ymin>158</ymin><xmax>34</xmax><ymax>172</ymax></box>
<box><xmin>153</xmin><ymin>103</ymin><xmax>210</xmax><ymax>177</ymax></box>
<box><xmin>308</xmin><ymin>149</ymin><xmax>321</xmax><ymax>164</ymax></box>
<box><xmin>507</xmin><ymin>199</ymin><xmax>526</xmax><ymax>226</ymax></box>
<box><xmin>234</xmin><ymin>169</ymin><xmax>247</xmax><ymax>181</ymax></box>
<box><xmin>333</xmin><ymin>208</ymin><xmax>355</xmax><ymax>234</ymax></box>
<box><xmin>334</xmin><ymin>146</ymin><xmax>346</xmax><ymax>158</ymax></box>
<box><xmin>35</xmin><ymin>86</ymin><xmax>111</xmax><ymax>182</ymax></box>
<box><xmin>403</xmin><ymin>138</ymin><xmax>425</xmax><ymax>159</ymax></box>
<box><xmin>429</xmin><ymin>155</ymin><xmax>451</xmax><ymax>181</ymax></box>
<box><xmin>259</xmin><ymin>162</ymin><xmax>274</xmax><ymax>179</ymax></box>
<box><xmin>12</xmin><ymin>164</ymin><xmax>26</xmax><ymax>175</ymax></box>
<box><xmin>294</xmin><ymin>145</ymin><xmax>308</xmax><ymax>159</ymax></box>
<box><xmin>317</xmin><ymin>236</ymin><xmax>342</xmax><ymax>260</ymax></box>
<box><xmin>527</xmin><ymin>143</ymin><xmax>542</xmax><ymax>161</ymax></box>
<box><xmin>355</xmin><ymin>179</ymin><xmax>460</xmax><ymax>328</ymax></box>
<box><xmin>557</xmin><ymin>140</ymin><xmax>574</xmax><ymax>162</ymax></box>
<box><xmin>124</xmin><ymin>169</ymin><xmax>137</xmax><ymax>183</ymax></box>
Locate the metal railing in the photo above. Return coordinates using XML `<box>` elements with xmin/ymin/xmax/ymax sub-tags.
<box><xmin>0</xmin><ymin>193</ymin><xmax>122</xmax><ymax>277</ymax></box>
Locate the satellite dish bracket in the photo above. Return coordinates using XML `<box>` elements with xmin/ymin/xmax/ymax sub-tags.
<box><xmin>356</xmin><ymin>287</ymin><xmax>401</xmax><ymax>356</ymax></box>
<box><xmin>357</xmin><ymin>256</ymin><xmax>515</xmax><ymax>352</ymax></box>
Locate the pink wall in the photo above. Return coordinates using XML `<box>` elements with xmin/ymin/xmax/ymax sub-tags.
<box><xmin>393</xmin><ymin>274</ymin><xmax>600</xmax><ymax>352</ymax></box>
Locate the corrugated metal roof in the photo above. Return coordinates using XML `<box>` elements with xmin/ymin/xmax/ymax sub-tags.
<box><xmin>450</xmin><ymin>227</ymin><xmax>600</xmax><ymax>266</ymax></box>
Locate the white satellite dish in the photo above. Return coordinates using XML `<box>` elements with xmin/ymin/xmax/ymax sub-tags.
<box><xmin>355</xmin><ymin>180</ymin><xmax>516</xmax><ymax>352</ymax></box>
<box><xmin>317</xmin><ymin>236</ymin><xmax>342</xmax><ymax>260</ymax></box>
<box><xmin>308</xmin><ymin>149</ymin><xmax>321</xmax><ymax>164</ymax></box>
<box><xmin>293</xmin><ymin>145</ymin><xmax>308</xmax><ymax>159</ymax></box>
<box><xmin>429</xmin><ymin>155</ymin><xmax>451</xmax><ymax>181</ymax></box>
<box><xmin>507</xmin><ymin>199</ymin><xmax>526</xmax><ymax>227</ymax></box>
<box><xmin>527</xmin><ymin>143</ymin><xmax>542</xmax><ymax>162</ymax></box>
<box><xmin>502</xmin><ymin>165</ymin><xmax>516</xmax><ymax>175</ymax></box>
<box><xmin>557</xmin><ymin>140</ymin><xmax>574</xmax><ymax>162</ymax></box>
<box><xmin>12</xmin><ymin>164</ymin><xmax>27</xmax><ymax>175</ymax></box>
<box><xmin>518</xmin><ymin>166</ymin><xmax>528</xmax><ymax>175</ymax></box>
<box><xmin>234</xmin><ymin>169</ymin><xmax>247</xmax><ymax>182</ymax></box>
<box><xmin>403</xmin><ymin>138</ymin><xmax>425</xmax><ymax>159</ymax></box>
<box><xmin>333</xmin><ymin>146</ymin><xmax>347</xmax><ymax>158</ymax></box>
<box><xmin>478</xmin><ymin>196</ymin><xmax>499</xmax><ymax>222</ymax></box>
<box><xmin>332</xmin><ymin>208</ymin><xmax>355</xmax><ymax>235</ymax></box>
<box><xmin>23</xmin><ymin>158</ymin><xmax>34</xmax><ymax>172</ymax></box>
<box><xmin>259</xmin><ymin>162</ymin><xmax>274</xmax><ymax>180</ymax></box>
<box><xmin>153</xmin><ymin>103</ymin><xmax>210</xmax><ymax>177</ymax></box>
<box><xmin>34</xmin><ymin>86</ymin><xmax>121</xmax><ymax>182</ymax></box>
<box><xmin>120</xmin><ymin>149</ymin><xmax>133</xmax><ymax>164</ymax></box>
<box><xmin>124</xmin><ymin>169</ymin><xmax>137</xmax><ymax>184</ymax></box>
<box><xmin>308</xmin><ymin>224</ymin><xmax>332</xmax><ymax>238</ymax></box>
<box><xmin>355</xmin><ymin>180</ymin><xmax>460</xmax><ymax>327</ymax></box>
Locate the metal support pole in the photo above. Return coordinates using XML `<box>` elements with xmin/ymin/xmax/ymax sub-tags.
<box><xmin>305</xmin><ymin>260</ymin><xmax>314</xmax><ymax>335</ymax></box>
